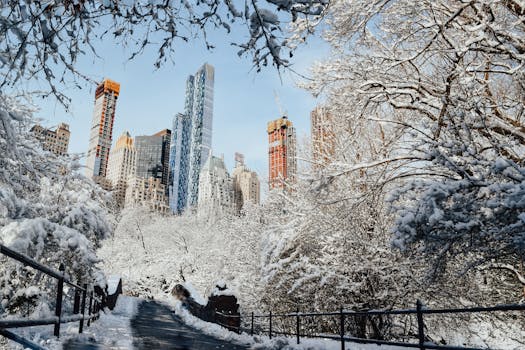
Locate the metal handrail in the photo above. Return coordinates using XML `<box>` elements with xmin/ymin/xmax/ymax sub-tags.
<box><xmin>248</xmin><ymin>303</ymin><xmax>525</xmax><ymax>318</ymax></box>
<box><xmin>0</xmin><ymin>244</ymin><xmax>86</xmax><ymax>292</ymax></box>
<box><xmin>0</xmin><ymin>243</ymin><xmax>105</xmax><ymax>350</ymax></box>
<box><xmin>217</xmin><ymin>300</ymin><xmax>525</xmax><ymax>350</ymax></box>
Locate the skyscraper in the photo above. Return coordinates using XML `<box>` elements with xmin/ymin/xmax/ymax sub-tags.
<box><xmin>107</xmin><ymin>132</ymin><xmax>135</xmax><ymax>207</ymax></box>
<box><xmin>169</xmin><ymin>113</ymin><xmax>191</xmax><ymax>213</ymax></box>
<box><xmin>135</xmin><ymin>129</ymin><xmax>171</xmax><ymax>183</ymax></box>
<box><xmin>169</xmin><ymin>63</ymin><xmax>215</xmax><ymax>213</ymax></box>
<box><xmin>232</xmin><ymin>153</ymin><xmax>260</xmax><ymax>213</ymax></box>
<box><xmin>86</xmin><ymin>79</ymin><xmax>120</xmax><ymax>179</ymax></box>
<box><xmin>311</xmin><ymin>106</ymin><xmax>335</xmax><ymax>168</ymax></box>
<box><xmin>187</xmin><ymin>63</ymin><xmax>215</xmax><ymax>207</ymax></box>
<box><xmin>153</xmin><ymin>129</ymin><xmax>172</xmax><ymax>187</ymax></box>
<box><xmin>268</xmin><ymin>116</ymin><xmax>297</xmax><ymax>190</ymax></box>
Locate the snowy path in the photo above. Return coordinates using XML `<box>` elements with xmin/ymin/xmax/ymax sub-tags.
<box><xmin>130</xmin><ymin>300</ymin><xmax>249</xmax><ymax>349</ymax></box>
<box><xmin>61</xmin><ymin>298</ymin><xmax>248</xmax><ymax>349</ymax></box>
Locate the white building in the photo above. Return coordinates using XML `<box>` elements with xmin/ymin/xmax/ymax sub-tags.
<box><xmin>232</xmin><ymin>153</ymin><xmax>260</xmax><ymax>213</ymax></box>
<box><xmin>197</xmin><ymin>154</ymin><xmax>234</xmax><ymax>217</ymax></box>
<box><xmin>107</xmin><ymin>131</ymin><xmax>136</xmax><ymax>208</ymax></box>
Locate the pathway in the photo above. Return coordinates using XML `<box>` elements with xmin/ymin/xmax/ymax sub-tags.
<box><xmin>64</xmin><ymin>300</ymin><xmax>249</xmax><ymax>350</ymax></box>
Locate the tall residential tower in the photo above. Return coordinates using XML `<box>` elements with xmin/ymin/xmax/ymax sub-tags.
<box><xmin>86</xmin><ymin>79</ymin><xmax>120</xmax><ymax>179</ymax></box>
<box><xmin>169</xmin><ymin>63</ymin><xmax>215</xmax><ymax>213</ymax></box>
<box><xmin>268</xmin><ymin>116</ymin><xmax>296</xmax><ymax>190</ymax></box>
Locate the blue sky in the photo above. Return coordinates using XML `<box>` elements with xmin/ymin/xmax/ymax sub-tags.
<box><xmin>32</xmin><ymin>22</ymin><xmax>329</xmax><ymax>191</ymax></box>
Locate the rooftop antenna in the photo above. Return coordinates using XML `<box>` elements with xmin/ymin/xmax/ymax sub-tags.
<box><xmin>273</xmin><ymin>90</ymin><xmax>288</xmax><ymax>118</ymax></box>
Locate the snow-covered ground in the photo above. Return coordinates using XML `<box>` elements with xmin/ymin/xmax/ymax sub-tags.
<box><xmin>54</xmin><ymin>296</ymin><xmax>140</xmax><ymax>349</ymax></box>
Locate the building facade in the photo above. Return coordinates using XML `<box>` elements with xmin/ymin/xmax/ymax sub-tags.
<box><xmin>169</xmin><ymin>63</ymin><xmax>215</xmax><ymax>213</ymax></box>
<box><xmin>31</xmin><ymin>123</ymin><xmax>70</xmax><ymax>156</ymax></box>
<box><xmin>197</xmin><ymin>154</ymin><xmax>234</xmax><ymax>217</ymax></box>
<box><xmin>107</xmin><ymin>132</ymin><xmax>136</xmax><ymax>208</ymax></box>
<box><xmin>311</xmin><ymin>106</ymin><xmax>335</xmax><ymax>168</ymax></box>
<box><xmin>232</xmin><ymin>153</ymin><xmax>260</xmax><ymax>213</ymax></box>
<box><xmin>268</xmin><ymin>116</ymin><xmax>297</xmax><ymax>190</ymax></box>
<box><xmin>169</xmin><ymin>113</ymin><xmax>191</xmax><ymax>213</ymax></box>
<box><xmin>125</xmin><ymin>176</ymin><xmax>170</xmax><ymax>214</ymax></box>
<box><xmin>135</xmin><ymin>135</ymin><xmax>162</xmax><ymax>180</ymax></box>
<box><xmin>153</xmin><ymin>129</ymin><xmax>172</xmax><ymax>188</ymax></box>
<box><xmin>86</xmin><ymin>79</ymin><xmax>120</xmax><ymax>179</ymax></box>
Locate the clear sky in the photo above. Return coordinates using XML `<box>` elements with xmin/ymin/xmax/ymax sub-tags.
<box><xmin>31</xmin><ymin>21</ymin><xmax>329</xmax><ymax>192</ymax></box>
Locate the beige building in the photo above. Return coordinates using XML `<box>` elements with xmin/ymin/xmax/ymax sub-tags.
<box><xmin>125</xmin><ymin>176</ymin><xmax>169</xmax><ymax>214</ymax></box>
<box><xmin>232</xmin><ymin>153</ymin><xmax>260</xmax><ymax>213</ymax></box>
<box><xmin>311</xmin><ymin>106</ymin><xmax>335</xmax><ymax>168</ymax></box>
<box><xmin>107</xmin><ymin>132</ymin><xmax>136</xmax><ymax>208</ymax></box>
<box><xmin>197</xmin><ymin>154</ymin><xmax>234</xmax><ymax>217</ymax></box>
<box><xmin>31</xmin><ymin>123</ymin><xmax>70</xmax><ymax>156</ymax></box>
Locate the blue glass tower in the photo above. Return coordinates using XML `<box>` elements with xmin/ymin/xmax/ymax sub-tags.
<box><xmin>169</xmin><ymin>63</ymin><xmax>214</xmax><ymax>213</ymax></box>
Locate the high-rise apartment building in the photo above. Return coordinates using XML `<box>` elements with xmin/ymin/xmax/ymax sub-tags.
<box><xmin>169</xmin><ymin>113</ymin><xmax>191</xmax><ymax>213</ymax></box>
<box><xmin>31</xmin><ymin>123</ymin><xmax>70</xmax><ymax>156</ymax></box>
<box><xmin>197</xmin><ymin>154</ymin><xmax>234</xmax><ymax>217</ymax></box>
<box><xmin>311</xmin><ymin>106</ymin><xmax>335</xmax><ymax>168</ymax></box>
<box><xmin>268</xmin><ymin>116</ymin><xmax>297</xmax><ymax>190</ymax></box>
<box><xmin>169</xmin><ymin>63</ymin><xmax>215</xmax><ymax>213</ymax></box>
<box><xmin>135</xmin><ymin>129</ymin><xmax>171</xmax><ymax>184</ymax></box>
<box><xmin>86</xmin><ymin>79</ymin><xmax>120</xmax><ymax>179</ymax></box>
<box><xmin>107</xmin><ymin>132</ymin><xmax>136</xmax><ymax>207</ymax></box>
<box><xmin>232</xmin><ymin>153</ymin><xmax>260</xmax><ymax>213</ymax></box>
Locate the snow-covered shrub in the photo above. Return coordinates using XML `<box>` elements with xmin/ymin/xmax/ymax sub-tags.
<box><xmin>0</xmin><ymin>93</ymin><xmax>114</xmax><ymax>318</ymax></box>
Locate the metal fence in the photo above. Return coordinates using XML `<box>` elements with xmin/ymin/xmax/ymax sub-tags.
<box><xmin>0</xmin><ymin>243</ymin><xmax>104</xmax><ymax>350</ymax></box>
<box><xmin>217</xmin><ymin>300</ymin><xmax>525</xmax><ymax>350</ymax></box>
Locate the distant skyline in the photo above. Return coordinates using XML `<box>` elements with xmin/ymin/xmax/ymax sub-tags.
<box><xmin>30</xmin><ymin>29</ymin><xmax>329</xmax><ymax>195</ymax></box>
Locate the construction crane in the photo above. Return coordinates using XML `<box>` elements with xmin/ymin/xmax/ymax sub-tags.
<box><xmin>273</xmin><ymin>90</ymin><xmax>288</xmax><ymax>118</ymax></box>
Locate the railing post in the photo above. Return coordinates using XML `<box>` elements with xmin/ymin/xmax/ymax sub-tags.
<box><xmin>79</xmin><ymin>284</ymin><xmax>87</xmax><ymax>333</ymax></box>
<box><xmin>269</xmin><ymin>311</ymin><xmax>272</xmax><ymax>339</ymax></box>
<box><xmin>87</xmin><ymin>290</ymin><xmax>94</xmax><ymax>327</ymax></box>
<box><xmin>251</xmin><ymin>312</ymin><xmax>254</xmax><ymax>335</ymax></box>
<box><xmin>340</xmin><ymin>306</ymin><xmax>345</xmax><ymax>350</ymax></box>
<box><xmin>296</xmin><ymin>308</ymin><xmax>300</xmax><ymax>344</ymax></box>
<box><xmin>416</xmin><ymin>299</ymin><xmax>425</xmax><ymax>350</ymax></box>
<box><xmin>73</xmin><ymin>287</ymin><xmax>80</xmax><ymax>314</ymax></box>
<box><xmin>53</xmin><ymin>264</ymin><xmax>65</xmax><ymax>338</ymax></box>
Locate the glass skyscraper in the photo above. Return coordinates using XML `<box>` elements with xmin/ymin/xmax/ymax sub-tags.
<box><xmin>135</xmin><ymin>135</ymin><xmax>164</xmax><ymax>180</ymax></box>
<box><xmin>169</xmin><ymin>63</ymin><xmax>215</xmax><ymax>213</ymax></box>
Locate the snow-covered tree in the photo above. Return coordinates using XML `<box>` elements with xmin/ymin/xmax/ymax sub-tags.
<box><xmin>300</xmin><ymin>0</ymin><xmax>525</xmax><ymax>288</ymax></box>
<box><xmin>0</xmin><ymin>94</ymin><xmax>114</xmax><ymax>318</ymax></box>
<box><xmin>0</xmin><ymin>0</ymin><xmax>329</xmax><ymax>103</ymax></box>
<box><xmin>99</xmin><ymin>205</ymin><xmax>264</xmax><ymax>308</ymax></box>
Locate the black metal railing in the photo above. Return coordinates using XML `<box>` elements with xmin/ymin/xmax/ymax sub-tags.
<box><xmin>0</xmin><ymin>243</ymin><xmax>104</xmax><ymax>350</ymax></box>
<box><xmin>216</xmin><ymin>300</ymin><xmax>525</xmax><ymax>350</ymax></box>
